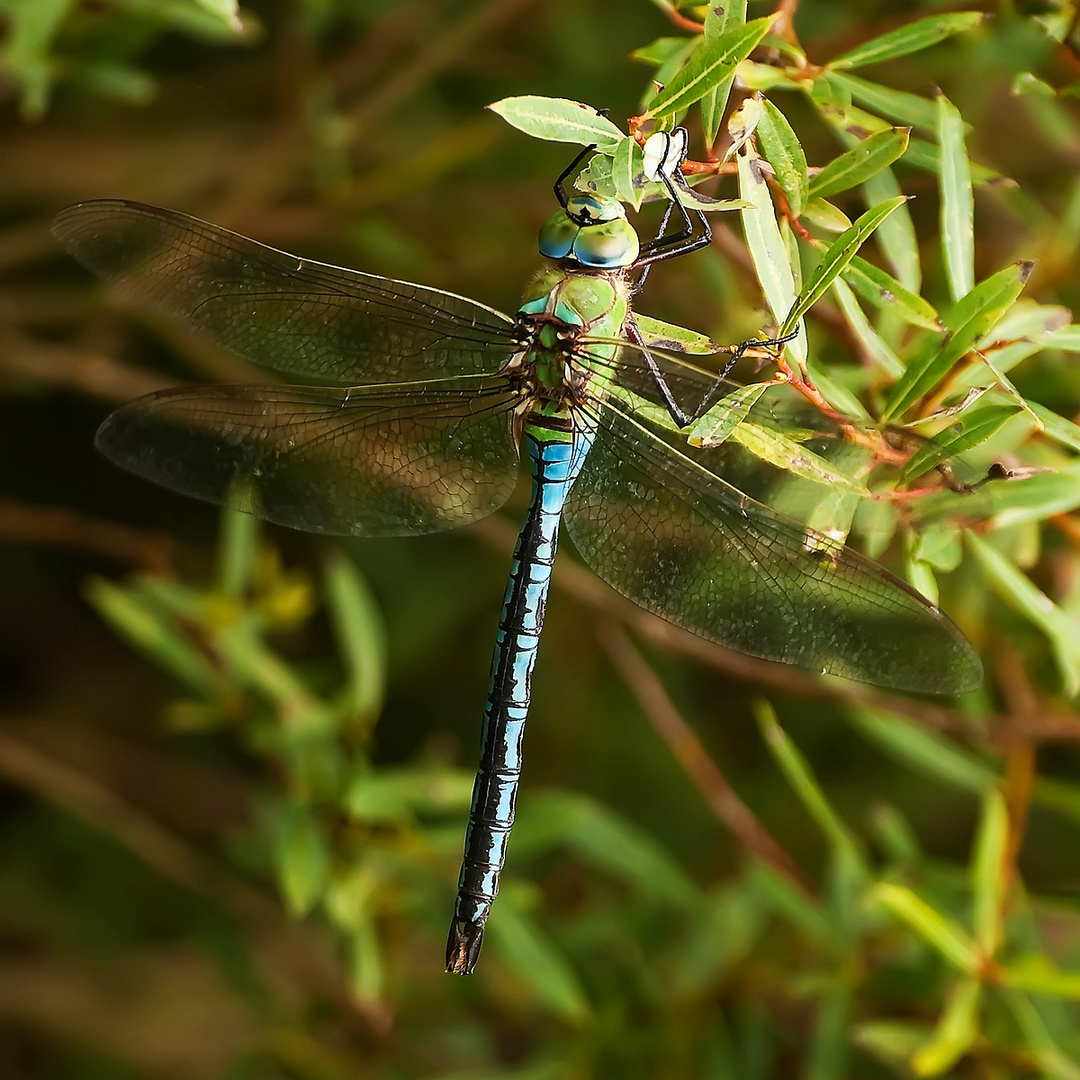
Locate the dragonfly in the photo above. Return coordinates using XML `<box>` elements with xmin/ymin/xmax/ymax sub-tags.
<box><xmin>53</xmin><ymin>136</ymin><xmax>981</xmax><ymax>975</ymax></box>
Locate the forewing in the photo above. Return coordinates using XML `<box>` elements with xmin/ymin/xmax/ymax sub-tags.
<box><xmin>53</xmin><ymin>200</ymin><xmax>518</xmax><ymax>384</ymax></box>
<box><xmin>564</xmin><ymin>403</ymin><xmax>982</xmax><ymax>693</ymax></box>
<box><xmin>96</xmin><ymin>378</ymin><xmax>521</xmax><ymax>536</ymax></box>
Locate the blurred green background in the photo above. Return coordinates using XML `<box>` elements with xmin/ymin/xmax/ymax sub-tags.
<box><xmin>3</xmin><ymin>1</ymin><xmax>1080</xmax><ymax>1077</ymax></box>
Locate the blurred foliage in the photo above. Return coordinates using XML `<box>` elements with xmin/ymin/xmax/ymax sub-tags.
<box><xmin>3</xmin><ymin>0</ymin><xmax>1080</xmax><ymax>1077</ymax></box>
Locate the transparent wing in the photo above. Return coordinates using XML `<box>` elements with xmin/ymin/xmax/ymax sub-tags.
<box><xmin>96</xmin><ymin>378</ymin><xmax>521</xmax><ymax>536</ymax></box>
<box><xmin>53</xmin><ymin>200</ymin><xmax>518</xmax><ymax>384</ymax></box>
<box><xmin>564</xmin><ymin>402</ymin><xmax>982</xmax><ymax>693</ymax></box>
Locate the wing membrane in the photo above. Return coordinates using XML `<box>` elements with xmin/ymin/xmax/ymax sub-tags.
<box><xmin>53</xmin><ymin>200</ymin><xmax>518</xmax><ymax>384</ymax></box>
<box><xmin>565</xmin><ymin>402</ymin><xmax>982</xmax><ymax>693</ymax></box>
<box><xmin>96</xmin><ymin>379</ymin><xmax>521</xmax><ymax>536</ymax></box>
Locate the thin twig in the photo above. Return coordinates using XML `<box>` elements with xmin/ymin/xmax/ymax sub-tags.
<box><xmin>597</xmin><ymin>620</ymin><xmax>813</xmax><ymax>892</ymax></box>
<box><xmin>0</xmin><ymin>499</ymin><xmax>176</xmax><ymax>574</ymax></box>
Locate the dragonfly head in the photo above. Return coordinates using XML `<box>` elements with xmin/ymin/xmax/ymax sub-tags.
<box><xmin>538</xmin><ymin>193</ymin><xmax>640</xmax><ymax>270</ymax></box>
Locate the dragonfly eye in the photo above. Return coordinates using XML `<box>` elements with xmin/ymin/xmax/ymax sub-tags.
<box><xmin>538</xmin><ymin>196</ymin><xmax>640</xmax><ymax>270</ymax></box>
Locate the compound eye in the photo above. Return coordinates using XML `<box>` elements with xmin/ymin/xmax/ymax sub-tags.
<box><xmin>537</xmin><ymin>210</ymin><xmax>578</xmax><ymax>260</ymax></box>
<box><xmin>572</xmin><ymin>219</ymin><xmax>640</xmax><ymax>269</ymax></box>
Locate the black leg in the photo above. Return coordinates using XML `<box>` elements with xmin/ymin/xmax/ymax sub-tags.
<box><xmin>636</xmin><ymin>166</ymin><xmax>711</xmax><ymax>266</ymax></box>
<box><xmin>627</xmin><ymin>320</ymin><xmax>801</xmax><ymax>431</ymax></box>
<box><xmin>554</xmin><ymin>144</ymin><xmax>596</xmax><ymax>210</ymax></box>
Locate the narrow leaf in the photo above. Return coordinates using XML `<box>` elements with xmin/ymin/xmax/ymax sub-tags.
<box><xmin>849</xmin><ymin>709</ymin><xmax>995</xmax><ymax>794</ymax></box>
<box><xmin>801</xmin><ymin>198</ymin><xmax>852</xmax><ymax>232</ymax></box>
<box><xmin>971</xmin><ymin>789</ymin><xmax>1009</xmax><ymax>955</ymax></box>
<box><xmin>487</xmin><ymin>96</ymin><xmax>625</xmax><ymax>147</ymax></box>
<box><xmin>610</xmin><ymin>136</ymin><xmax>643</xmax><ymax>208</ymax></box>
<box><xmin>828</xmin><ymin>12</ymin><xmax>987</xmax><ymax>71</ymax></box>
<box><xmin>643</xmin><ymin>16</ymin><xmax>777</xmax><ymax>120</ymax></box>
<box><xmin>862</xmin><ymin>166</ymin><xmax>921</xmax><ymax>290</ymax></box>
<box><xmin>486</xmin><ymin>891</ymin><xmax>591</xmax><ymax>1022</ymax></box>
<box><xmin>831</xmin><ymin>277</ymin><xmax>904</xmax><ymax>378</ymax></box>
<box><xmin>938</xmin><ymin>95</ymin><xmax>975</xmax><ymax>301</ymax></box>
<box><xmin>324</xmin><ymin>553</ymin><xmax>386</xmax><ymax>722</ymax></box>
<box><xmin>756</xmin><ymin>97</ymin><xmax>809</xmax><ymax>215</ymax></box>
<box><xmin>911</xmin><ymin>978</ymin><xmax>983</xmax><ymax>1075</ymax></box>
<box><xmin>870</xmin><ymin>883</ymin><xmax>980</xmax><ymax>972</ymax></box>
<box><xmin>781</xmin><ymin>197</ymin><xmax>907</xmax><ymax>335</ymax></box>
<box><xmin>86</xmin><ymin>578</ymin><xmax>221</xmax><ymax>695</ymax></box>
<box><xmin>882</xmin><ymin>262</ymin><xmax>1033</xmax><ymax>422</ymax></box>
<box><xmin>272</xmin><ymin>801</ymin><xmax>330</xmax><ymax>918</ymax></box>
<box><xmin>808</xmin><ymin>128</ymin><xmax>910</xmax><ymax>200</ymax></box>
<box><xmin>843</xmin><ymin>256</ymin><xmax>942</xmax><ymax>330</ymax></box>
<box><xmin>830</xmin><ymin>71</ymin><xmax>939</xmax><ymax>130</ymax></box>
<box><xmin>967</xmin><ymin>531</ymin><xmax>1080</xmax><ymax>696</ymax></box>
<box><xmin>700</xmin><ymin>0</ymin><xmax>747</xmax><ymax>145</ymax></box>
<box><xmin>688</xmin><ymin>383</ymin><xmax>771</xmax><ymax>444</ymax></box>
<box><xmin>737</xmin><ymin>148</ymin><xmax>806</xmax><ymax>366</ymax></box>
<box><xmin>755</xmin><ymin>701</ymin><xmax>867</xmax><ymax>872</ymax></box>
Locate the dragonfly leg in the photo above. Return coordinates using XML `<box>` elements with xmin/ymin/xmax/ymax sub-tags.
<box><xmin>634</xmin><ymin>140</ymin><xmax>711</xmax><ymax>285</ymax></box>
<box><xmin>627</xmin><ymin>318</ymin><xmax>801</xmax><ymax>430</ymax></box>
<box><xmin>554</xmin><ymin>143</ymin><xmax>597</xmax><ymax>211</ymax></box>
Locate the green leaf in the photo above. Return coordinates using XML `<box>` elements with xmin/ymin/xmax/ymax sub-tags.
<box><xmin>324</xmin><ymin>553</ymin><xmax>386</xmax><ymax>722</ymax></box>
<box><xmin>911</xmin><ymin>978</ymin><xmax>983</xmax><ymax>1075</ymax></box>
<box><xmin>687</xmin><ymin>383</ymin><xmax>771</xmax><ymax>444</ymax></box>
<box><xmin>486</xmin><ymin>892</ymin><xmax>591</xmax><ymax>1022</ymax></box>
<box><xmin>898</xmin><ymin>404</ymin><xmax>1021</xmax><ymax>485</ymax></box>
<box><xmin>1001</xmin><ymin>958</ymin><xmax>1080</xmax><ymax>1001</ymax></box>
<box><xmin>756</xmin><ymin>97</ymin><xmax>808</xmax><ymax>216</ymax></box>
<box><xmin>271</xmin><ymin>800</ymin><xmax>330</xmax><ymax>918</ymax></box>
<box><xmin>1029</xmin><ymin>403</ymin><xmax>1080</xmax><ymax>453</ymax></box>
<box><xmin>610</xmin><ymin>135</ymin><xmax>644</xmax><ymax>207</ymax></box>
<box><xmin>515</xmin><ymin>792</ymin><xmax>703</xmax><ymax>911</ymax></box>
<box><xmin>849</xmin><ymin>709</ymin><xmax>996</xmax><ymax>794</ymax></box>
<box><xmin>700</xmin><ymin>1</ymin><xmax>747</xmax><ymax>145</ymax></box>
<box><xmin>731</xmin><ymin>423</ymin><xmax>870</xmax><ymax>495</ymax></box>
<box><xmin>0</xmin><ymin>0</ymin><xmax>73</xmax><ymax>118</ymax></box>
<box><xmin>781</xmin><ymin>196</ymin><xmax>908</xmax><ymax>335</ymax></box>
<box><xmin>633</xmin><ymin>313</ymin><xmax>717</xmax><ymax>354</ymax></box>
<box><xmin>937</xmin><ymin>95</ymin><xmax>975</xmax><ymax>301</ymax></box>
<box><xmin>869</xmin><ymin>883</ymin><xmax>980</xmax><ymax>973</ymax></box>
<box><xmin>807</xmin><ymin>128</ymin><xmax>910</xmax><ymax>200</ymax></box>
<box><xmin>217</xmin><ymin>502</ymin><xmax>259</xmax><ymax>596</ymax></box>
<box><xmin>828</xmin><ymin>12</ymin><xmax>987</xmax><ymax>71</ymax></box>
<box><xmin>631</xmin><ymin>36</ymin><xmax>691</xmax><ymax>68</ymax></box>
<box><xmin>842</xmin><ymin>256</ymin><xmax>941</xmax><ymax>330</ymax></box>
<box><xmin>971</xmin><ymin>789</ymin><xmax>1008</xmax><ymax>955</ymax></box>
<box><xmin>754</xmin><ymin>700</ymin><xmax>867</xmax><ymax>874</ymax></box>
<box><xmin>487</xmin><ymin>96</ymin><xmax>625</xmax><ymax>148</ymax></box>
<box><xmin>737</xmin><ymin>148</ymin><xmax>806</xmax><ymax>366</ymax></box>
<box><xmin>345</xmin><ymin>766</ymin><xmax>471</xmax><ymax>823</ymax></box>
<box><xmin>801</xmin><ymin>198</ymin><xmax>852</xmax><ymax>232</ymax></box>
<box><xmin>643</xmin><ymin>15</ymin><xmax>777</xmax><ymax>121</ymax></box>
<box><xmin>829</xmin><ymin>71</ymin><xmax>939</xmax><ymax>130</ymax></box>
<box><xmin>966</xmin><ymin>531</ymin><xmax>1080</xmax><ymax>696</ymax></box>
<box><xmin>862</xmin><ymin>166</ymin><xmax>921</xmax><ymax>291</ymax></box>
<box><xmin>882</xmin><ymin>261</ymin><xmax>1033</xmax><ymax>422</ymax></box>
<box><xmin>900</xmin><ymin>136</ymin><xmax>1005</xmax><ymax>186</ymax></box>
<box><xmin>85</xmin><ymin>577</ymin><xmax>221</xmax><ymax>695</ymax></box>
<box><xmin>193</xmin><ymin>0</ymin><xmax>241</xmax><ymax>31</ymax></box>
<box><xmin>831</xmin><ymin>277</ymin><xmax>904</xmax><ymax>378</ymax></box>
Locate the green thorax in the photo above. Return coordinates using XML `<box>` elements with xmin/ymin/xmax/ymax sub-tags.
<box><xmin>517</xmin><ymin>265</ymin><xmax>630</xmax><ymax>400</ymax></box>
